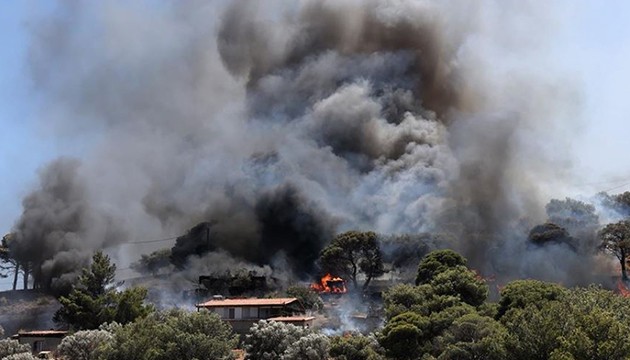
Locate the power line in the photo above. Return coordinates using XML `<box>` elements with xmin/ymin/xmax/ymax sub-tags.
<box><xmin>120</xmin><ymin>235</ymin><xmax>180</xmax><ymax>245</ymax></box>
<box><xmin>601</xmin><ymin>181</ymin><xmax>630</xmax><ymax>194</ymax></box>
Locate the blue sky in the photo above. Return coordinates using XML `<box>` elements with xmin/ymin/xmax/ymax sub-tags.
<box><xmin>1</xmin><ymin>1</ymin><xmax>630</xmax><ymax>235</ymax></box>
<box><xmin>0</xmin><ymin>3</ymin><xmax>56</xmax><ymax>235</ymax></box>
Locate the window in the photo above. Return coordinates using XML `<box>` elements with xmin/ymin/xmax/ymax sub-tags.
<box><xmin>242</xmin><ymin>307</ymin><xmax>250</xmax><ymax>319</ymax></box>
<box><xmin>228</xmin><ymin>308</ymin><xmax>235</xmax><ymax>319</ymax></box>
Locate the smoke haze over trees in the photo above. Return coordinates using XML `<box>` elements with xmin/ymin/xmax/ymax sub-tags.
<box><xmin>3</xmin><ymin>0</ymin><xmax>626</xmax><ymax>287</ymax></box>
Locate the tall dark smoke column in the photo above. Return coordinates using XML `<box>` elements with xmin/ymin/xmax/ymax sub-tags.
<box><xmin>16</xmin><ymin>1</ymin><xmax>575</xmax><ymax>282</ymax></box>
<box><xmin>11</xmin><ymin>159</ymin><xmax>123</xmax><ymax>290</ymax></box>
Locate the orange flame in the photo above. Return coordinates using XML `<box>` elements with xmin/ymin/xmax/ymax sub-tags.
<box><xmin>471</xmin><ymin>269</ymin><xmax>496</xmax><ymax>283</ymax></box>
<box><xmin>617</xmin><ymin>279</ymin><xmax>630</xmax><ymax>297</ymax></box>
<box><xmin>311</xmin><ymin>273</ymin><xmax>347</xmax><ymax>293</ymax></box>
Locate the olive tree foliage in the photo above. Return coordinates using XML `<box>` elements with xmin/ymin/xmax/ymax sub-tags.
<box><xmin>102</xmin><ymin>309</ymin><xmax>237</xmax><ymax>360</ymax></box>
<box><xmin>319</xmin><ymin>231</ymin><xmax>385</xmax><ymax>291</ymax></box>
<box><xmin>244</xmin><ymin>320</ymin><xmax>310</xmax><ymax>360</ymax></box>
<box><xmin>2</xmin><ymin>353</ymin><xmax>37</xmax><ymax>360</ymax></box>
<box><xmin>0</xmin><ymin>339</ymin><xmax>31</xmax><ymax>359</ymax></box>
<box><xmin>599</xmin><ymin>220</ymin><xmax>630</xmax><ymax>280</ymax></box>
<box><xmin>57</xmin><ymin>329</ymin><xmax>113</xmax><ymax>360</ymax></box>
<box><xmin>281</xmin><ymin>333</ymin><xmax>330</xmax><ymax>360</ymax></box>
<box><xmin>329</xmin><ymin>333</ymin><xmax>386</xmax><ymax>360</ymax></box>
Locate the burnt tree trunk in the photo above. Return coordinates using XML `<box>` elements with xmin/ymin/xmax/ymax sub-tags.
<box><xmin>12</xmin><ymin>262</ymin><xmax>19</xmax><ymax>290</ymax></box>
<box><xmin>622</xmin><ymin>252</ymin><xmax>628</xmax><ymax>281</ymax></box>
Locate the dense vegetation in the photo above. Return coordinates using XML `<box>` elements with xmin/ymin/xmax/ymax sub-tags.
<box><xmin>4</xmin><ymin>191</ymin><xmax>630</xmax><ymax>358</ymax></box>
<box><xmin>17</xmin><ymin>246</ymin><xmax>629</xmax><ymax>360</ymax></box>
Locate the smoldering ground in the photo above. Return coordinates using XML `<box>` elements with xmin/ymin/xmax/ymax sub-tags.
<box><xmin>9</xmin><ymin>0</ymin><xmax>597</xmax><ymax>289</ymax></box>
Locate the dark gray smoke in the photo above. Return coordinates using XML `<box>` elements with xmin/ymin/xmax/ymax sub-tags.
<box><xmin>10</xmin><ymin>158</ymin><xmax>123</xmax><ymax>290</ymax></box>
<box><xmin>11</xmin><ymin>0</ymin><xmax>585</xmax><ymax>286</ymax></box>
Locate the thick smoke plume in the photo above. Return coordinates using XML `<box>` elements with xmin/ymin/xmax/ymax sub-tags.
<box><xmin>10</xmin><ymin>0</ymin><xmax>588</xmax><ymax>287</ymax></box>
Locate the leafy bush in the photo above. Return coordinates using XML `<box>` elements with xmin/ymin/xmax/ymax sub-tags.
<box><xmin>102</xmin><ymin>309</ymin><xmax>237</xmax><ymax>360</ymax></box>
<box><xmin>0</xmin><ymin>339</ymin><xmax>31</xmax><ymax>359</ymax></box>
<box><xmin>57</xmin><ymin>329</ymin><xmax>113</xmax><ymax>360</ymax></box>
<box><xmin>244</xmin><ymin>320</ymin><xmax>310</xmax><ymax>360</ymax></box>
<box><xmin>282</xmin><ymin>333</ymin><xmax>330</xmax><ymax>360</ymax></box>
<box><xmin>329</xmin><ymin>333</ymin><xmax>386</xmax><ymax>360</ymax></box>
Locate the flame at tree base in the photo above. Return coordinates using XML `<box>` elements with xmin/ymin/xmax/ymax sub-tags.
<box><xmin>617</xmin><ymin>279</ymin><xmax>630</xmax><ymax>297</ymax></box>
<box><xmin>311</xmin><ymin>273</ymin><xmax>347</xmax><ymax>294</ymax></box>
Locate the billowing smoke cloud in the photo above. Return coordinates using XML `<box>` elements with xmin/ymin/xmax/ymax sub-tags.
<box><xmin>10</xmin><ymin>158</ymin><xmax>123</xmax><ymax>290</ymax></box>
<box><xmin>11</xmin><ymin>0</ymin><xmax>585</xmax><ymax>287</ymax></box>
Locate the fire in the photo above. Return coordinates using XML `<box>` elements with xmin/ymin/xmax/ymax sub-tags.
<box><xmin>617</xmin><ymin>279</ymin><xmax>630</xmax><ymax>298</ymax></box>
<box><xmin>311</xmin><ymin>273</ymin><xmax>347</xmax><ymax>293</ymax></box>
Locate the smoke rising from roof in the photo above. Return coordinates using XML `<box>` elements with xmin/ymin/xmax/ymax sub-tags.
<box><xmin>11</xmin><ymin>0</ymin><xmax>588</xmax><ymax>286</ymax></box>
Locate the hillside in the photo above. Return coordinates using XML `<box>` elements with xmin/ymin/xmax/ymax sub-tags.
<box><xmin>0</xmin><ymin>290</ymin><xmax>59</xmax><ymax>336</ymax></box>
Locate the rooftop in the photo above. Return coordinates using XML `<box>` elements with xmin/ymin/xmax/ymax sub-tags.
<box><xmin>16</xmin><ymin>330</ymin><xmax>68</xmax><ymax>337</ymax></box>
<box><xmin>268</xmin><ymin>316</ymin><xmax>315</xmax><ymax>322</ymax></box>
<box><xmin>197</xmin><ymin>297</ymin><xmax>298</xmax><ymax>308</ymax></box>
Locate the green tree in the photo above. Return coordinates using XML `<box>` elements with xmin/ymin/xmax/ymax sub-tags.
<box><xmin>102</xmin><ymin>309</ymin><xmax>237</xmax><ymax>360</ymax></box>
<box><xmin>430</xmin><ymin>266</ymin><xmax>488</xmax><ymax>307</ymax></box>
<box><xmin>319</xmin><ymin>231</ymin><xmax>385</xmax><ymax>291</ymax></box>
<box><xmin>599</xmin><ymin>220</ymin><xmax>630</xmax><ymax>280</ymax></box>
<box><xmin>496</xmin><ymin>279</ymin><xmax>566</xmax><ymax>319</ymax></box>
<box><xmin>434</xmin><ymin>313</ymin><xmax>508</xmax><ymax>360</ymax></box>
<box><xmin>502</xmin><ymin>302</ymin><xmax>570</xmax><ymax>360</ymax></box>
<box><xmin>416</xmin><ymin>249</ymin><xmax>466</xmax><ymax>285</ymax></box>
<box><xmin>379</xmin><ymin>312</ymin><xmax>432</xmax><ymax>359</ymax></box>
<box><xmin>329</xmin><ymin>334</ymin><xmax>386</xmax><ymax>360</ymax></box>
<box><xmin>54</xmin><ymin>251</ymin><xmax>152</xmax><ymax>330</ymax></box>
<box><xmin>550</xmin><ymin>309</ymin><xmax>630</xmax><ymax>360</ymax></box>
<box><xmin>383</xmin><ymin>284</ymin><xmax>434</xmax><ymax>319</ymax></box>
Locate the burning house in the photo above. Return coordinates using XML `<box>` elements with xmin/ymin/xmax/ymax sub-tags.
<box><xmin>311</xmin><ymin>274</ymin><xmax>347</xmax><ymax>294</ymax></box>
<box><xmin>3</xmin><ymin>1</ymin><xmax>613</xmax><ymax>337</ymax></box>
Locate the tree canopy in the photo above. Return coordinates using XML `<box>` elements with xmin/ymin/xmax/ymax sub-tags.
<box><xmin>131</xmin><ymin>248</ymin><xmax>172</xmax><ymax>276</ymax></box>
<box><xmin>599</xmin><ymin>220</ymin><xmax>630</xmax><ymax>280</ymax></box>
<box><xmin>54</xmin><ymin>251</ymin><xmax>152</xmax><ymax>330</ymax></box>
<box><xmin>416</xmin><ymin>249</ymin><xmax>467</xmax><ymax>285</ymax></box>
<box><xmin>102</xmin><ymin>309</ymin><xmax>238</xmax><ymax>360</ymax></box>
<box><xmin>319</xmin><ymin>231</ymin><xmax>385</xmax><ymax>291</ymax></box>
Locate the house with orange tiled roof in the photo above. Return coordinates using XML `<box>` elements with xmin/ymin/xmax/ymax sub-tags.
<box><xmin>196</xmin><ymin>297</ymin><xmax>313</xmax><ymax>333</ymax></box>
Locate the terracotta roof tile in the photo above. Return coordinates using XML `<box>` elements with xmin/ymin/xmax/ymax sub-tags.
<box><xmin>196</xmin><ymin>297</ymin><xmax>298</xmax><ymax>308</ymax></box>
<box><xmin>17</xmin><ymin>330</ymin><xmax>68</xmax><ymax>337</ymax></box>
<box><xmin>267</xmin><ymin>316</ymin><xmax>315</xmax><ymax>322</ymax></box>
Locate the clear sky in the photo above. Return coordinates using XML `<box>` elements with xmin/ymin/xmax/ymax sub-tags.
<box><xmin>1</xmin><ymin>1</ymin><xmax>630</xmax><ymax>235</ymax></box>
